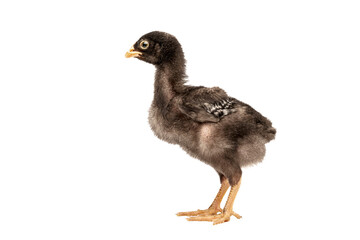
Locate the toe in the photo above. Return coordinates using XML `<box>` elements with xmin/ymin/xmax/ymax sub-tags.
<box><xmin>232</xmin><ymin>211</ymin><xmax>242</xmax><ymax>219</ymax></box>
<box><xmin>212</xmin><ymin>212</ymin><xmax>241</xmax><ymax>225</ymax></box>
<box><xmin>213</xmin><ymin>217</ymin><xmax>230</xmax><ymax>225</ymax></box>
<box><xmin>187</xmin><ymin>214</ymin><xmax>221</xmax><ymax>222</ymax></box>
<box><xmin>212</xmin><ymin>214</ymin><xmax>231</xmax><ymax>225</ymax></box>
<box><xmin>177</xmin><ymin>208</ymin><xmax>221</xmax><ymax>217</ymax></box>
<box><xmin>177</xmin><ymin>209</ymin><xmax>204</xmax><ymax>216</ymax></box>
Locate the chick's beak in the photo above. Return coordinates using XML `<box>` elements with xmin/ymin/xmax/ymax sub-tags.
<box><xmin>125</xmin><ymin>46</ymin><xmax>142</xmax><ymax>58</ymax></box>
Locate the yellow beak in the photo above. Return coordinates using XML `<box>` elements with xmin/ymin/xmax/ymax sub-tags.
<box><xmin>125</xmin><ymin>46</ymin><xmax>142</xmax><ymax>58</ymax></box>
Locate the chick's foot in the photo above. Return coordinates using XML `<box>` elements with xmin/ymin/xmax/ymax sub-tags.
<box><xmin>186</xmin><ymin>211</ymin><xmax>241</xmax><ymax>225</ymax></box>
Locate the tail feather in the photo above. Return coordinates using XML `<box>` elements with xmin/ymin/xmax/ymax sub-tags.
<box><xmin>265</xmin><ymin>127</ymin><xmax>276</xmax><ymax>141</ymax></box>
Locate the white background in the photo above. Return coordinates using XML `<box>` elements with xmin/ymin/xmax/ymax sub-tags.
<box><xmin>1</xmin><ymin>0</ymin><xmax>359</xmax><ymax>239</ymax></box>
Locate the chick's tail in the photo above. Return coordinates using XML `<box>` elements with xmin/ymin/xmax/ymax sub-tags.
<box><xmin>264</xmin><ymin>127</ymin><xmax>276</xmax><ymax>142</ymax></box>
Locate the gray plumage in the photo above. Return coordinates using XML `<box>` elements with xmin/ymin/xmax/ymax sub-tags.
<box><xmin>126</xmin><ymin>31</ymin><xmax>276</xmax><ymax>187</ymax></box>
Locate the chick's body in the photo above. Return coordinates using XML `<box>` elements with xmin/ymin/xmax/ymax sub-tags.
<box><xmin>149</xmin><ymin>86</ymin><xmax>274</xmax><ymax>185</ymax></box>
<box><xmin>126</xmin><ymin>31</ymin><xmax>276</xmax><ymax>224</ymax></box>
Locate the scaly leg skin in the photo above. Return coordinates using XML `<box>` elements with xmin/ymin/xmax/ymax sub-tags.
<box><xmin>176</xmin><ymin>179</ymin><xmax>230</xmax><ymax>217</ymax></box>
<box><xmin>187</xmin><ymin>177</ymin><xmax>242</xmax><ymax>225</ymax></box>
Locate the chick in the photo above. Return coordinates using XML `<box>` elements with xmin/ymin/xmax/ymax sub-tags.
<box><xmin>125</xmin><ymin>31</ymin><xmax>276</xmax><ymax>225</ymax></box>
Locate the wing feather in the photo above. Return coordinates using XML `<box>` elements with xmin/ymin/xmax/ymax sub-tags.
<box><xmin>178</xmin><ymin>87</ymin><xmax>236</xmax><ymax>123</ymax></box>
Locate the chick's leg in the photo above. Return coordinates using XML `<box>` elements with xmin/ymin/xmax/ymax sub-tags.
<box><xmin>187</xmin><ymin>177</ymin><xmax>242</xmax><ymax>224</ymax></box>
<box><xmin>176</xmin><ymin>178</ymin><xmax>230</xmax><ymax>217</ymax></box>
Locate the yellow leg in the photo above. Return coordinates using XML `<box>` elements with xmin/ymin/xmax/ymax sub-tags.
<box><xmin>187</xmin><ymin>177</ymin><xmax>242</xmax><ymax>225</ymax></box>
<box><xmin>177</xmin><ymin>179</ymin><xmax>230</xmax><ymax>217</ymax></box>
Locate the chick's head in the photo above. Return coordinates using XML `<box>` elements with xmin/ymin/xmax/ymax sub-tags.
<box><xmin>125</xmin><ymin>31</ymin><xmax>184</xmax><ymax>65</ymax></box>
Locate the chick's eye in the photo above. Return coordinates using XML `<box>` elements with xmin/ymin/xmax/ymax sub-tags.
<box><xmin>140</xmin><ymin>40</ymin><xmax>149</xmax><ymax>49</ymax></box>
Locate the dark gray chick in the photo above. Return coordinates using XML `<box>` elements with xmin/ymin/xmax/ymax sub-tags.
<box><xmin>125</xmin><ymin>31</ymin><xmax>276</xmax><ymax>225</ymax></box>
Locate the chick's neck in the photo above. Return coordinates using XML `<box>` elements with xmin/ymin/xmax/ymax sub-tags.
<box><xmin>153</xmin><ymin>61</ymin><xmax>186</xmax><ymax>109</ymax></box>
